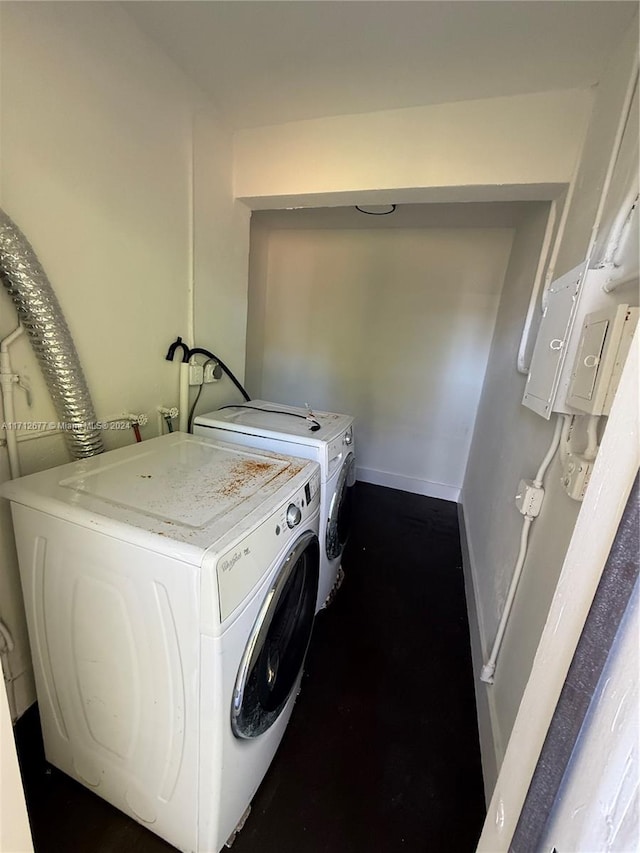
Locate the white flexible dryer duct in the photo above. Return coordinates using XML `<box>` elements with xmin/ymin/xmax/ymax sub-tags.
<box><xmin>0</xmin><ymin>210</ymin><xmax>103</xmax><ymax>459</ymax></box>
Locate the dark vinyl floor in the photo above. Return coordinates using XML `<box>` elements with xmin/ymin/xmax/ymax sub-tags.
<box><xmin>14</xmin><ymin>483</ymin><xmax>486</xmax><ymax>853</ymax></box>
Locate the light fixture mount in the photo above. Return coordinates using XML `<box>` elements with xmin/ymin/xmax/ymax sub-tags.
<box><xmin>355</xmin><ymin>204</ymin><xmax>397</xmax><ymax>216</ymax></box>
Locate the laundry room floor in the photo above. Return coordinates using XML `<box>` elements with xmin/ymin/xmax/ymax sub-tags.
<box><xmin>13</xmin><ymin>482</ymin><xmax>486</xmax><ymax>852</ymax></box>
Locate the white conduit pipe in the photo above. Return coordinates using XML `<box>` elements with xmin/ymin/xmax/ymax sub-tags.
<box><xmin>480</xmin><ymin>415</ymin><xmax>565</xmax><ymax>684</ymax></box>
<box><xmin>602</xmin><ymin>270</ymin><xmax>639</xmax><ymax>294</ymax></box>
<box><xmin>611</xmin><ymin>196</ymin><xmax>638</xmax><ymax>268</ymax></box>
<box><xmin>601</xmin><ymin>185</ymin><xmax>639</xmax><ymax>294</ymax></box>
<box><xmin>533</xmin><ymin>414</ymin><xmax>565</xmax><ymax>488</ymax></box>
<box><xmin>517</xmin><ymin>201</ymin><xmax>558</xmax><ymax>374</ymax></box>
<box><xmin>179</xmin><ymin>364</ymin><xmax>190</xmax><ymax>434</ymax></box>
<box><xmin>583</xmin><ymin>415</ymin><xmax>599</xmax><ymax>462</ymax></box>
<box><xmin>601</xmin><ymin>174</ymin><xmax>639</xmax><ymax>268</ymax></box>
<box><xmin>600</xmin><ymin>172</ymin><xmax>639</xmax><ymax>295</ymax></box>
<box><xmin>179</xmin><ymin>125</ymin><xmax>196</xmax><ymax>435</ymax></box>
<box><xmin>540</xmin><ymin>117</ymin><xmax>591</xmax><ymax>316</ymax></box>
<box><xmin>0</xmin><ymin>324</ymin><xmax>25</xmax><ymax>479</ymax></box>
<box><xmin>585</xmin><ymin>64</ymin><xmax>639</xmax><ymax>267</ymax></box>
<box><xmin>560</xmin><ymin>414</ymin><xmax>573</xmax><ymax>469</ymax></box>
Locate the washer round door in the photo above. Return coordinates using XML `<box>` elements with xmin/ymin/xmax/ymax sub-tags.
<box><xmin>231</xmin><ymin>531</ymin><xmax>319</xmax><ymax>739</ymax></box>
<box><xmin>326</xmin><ymin>452</ymin><xmax>356</xmax><ymax>560</ymax></box>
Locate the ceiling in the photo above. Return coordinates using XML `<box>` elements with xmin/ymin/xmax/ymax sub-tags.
<box><xmin>252</xmin><ymin>201</ymin><xmax>537</xmax><ymax>231</ymax></box>
<box><xmin>123</xmin><ymin>1</ymin><xmax>637</xmax><ymax>131</ymax></box>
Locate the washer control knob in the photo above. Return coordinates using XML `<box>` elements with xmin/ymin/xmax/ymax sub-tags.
<box><xmin>286</xmin><ymin>503</ymin><xmax>302</xmax><ymax>528</ymax></box>
<box><xmin>344</xmin><ymin>427</ymin><xmax>353</xmax><ymax>446</ymax></box>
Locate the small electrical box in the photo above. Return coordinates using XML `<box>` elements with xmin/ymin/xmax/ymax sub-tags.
<box><xmin>567</xmin><ymin>304</ymin><xmax>638</xmax><ymax>415</ymax></box>
<box><xmin>188</xmin><ymin>363</ymin><xmax>204</xmax><ymax>385</ymax></box>
<box><xmin>515</xmin><ymin>479</ymin><xmax>545</xmax><ymax>517</ymax></box>
<box><xmin>561</xmin><ymin>453</ymin><xmax>593</xmax><ymax>501</ymax></box>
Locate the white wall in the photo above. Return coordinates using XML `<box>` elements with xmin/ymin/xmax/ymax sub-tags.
<box><xmin>462</xmin><ymin>19</ymin><xmax>639</xmax><ymax>799</ymax></box>
<box><xmin>192</xmin><ymin>110</ymin><xmax>251</xmax><ymax>414</ymax></box>
<box><xmin>0</xmin><ymin>2</ymin><xmax>248</xmax><ymax>718</ymax></box>
<box><xmin>461</xmin><ymin>204</ymin><xmax>579</xmax><ymax>786</ymax></box>
<box><xmin>234</xmin><ymin>89</ymin><xmax>592</xmax><ymax>209</ymax></box>
<box><xmin>247</xmin><ymin>218</ymin><xmax>514</xmax><ymax>501</ymax></box>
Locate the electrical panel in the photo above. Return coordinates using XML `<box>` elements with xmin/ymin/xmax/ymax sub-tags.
<box><xmin>522</xmin><ymin>264</ymin><xmax>635</xmax><ymax>418</ymax></box>
<box><xmin>522</xmin><ymin>263</ymin><xmax>588</xmax><ymax>418</ymax></box>
<box><xmin>567</xmin><ymin>305</ymin><xmax>638</xmax><ymax>415</ymax></box>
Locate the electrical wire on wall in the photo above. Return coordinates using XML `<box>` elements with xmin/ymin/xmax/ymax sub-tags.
<box><xmin>165</xmin><ymin>337</ymin><xmax>250</xmax><ymax>400</ymax></box>
<box><xmin>188</xmin><ymin>357</ymin><xmax>216</xmax><ymax>433</ymax></box>
<box><xmin>217</xmin><ymin>404</ymin><xmax>322</xmax><ymax>432</ymax></box>
<box><xmin>480</xmin><ymin>414</ymin><xmax>567</xmax><ymax>684</ymax></box>
<box><xmin>188</xmin><ymin>347</ymin><xmax>249</xmax><ymax>402</ymax></box>
<box><xmin>165</xmin><ymin>337</ymin><xmax>251</xmax><ymax>432</ymax></box>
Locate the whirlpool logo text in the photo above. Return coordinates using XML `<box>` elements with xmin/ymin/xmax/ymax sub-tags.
<box><xmin>220</xmin><ymin>551</ymin><xmax>242</xmax><ymax>573</ymax></box>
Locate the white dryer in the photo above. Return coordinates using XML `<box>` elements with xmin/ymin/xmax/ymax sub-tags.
<box><xmin>194</xmin><ymin>401</ymin><xmax>356</xmax><ymax>613</ymax></box>
<box><xmin>2</xmin><ymin>433</ymin><xmax>321</xmax><ymax>853</ymax></box>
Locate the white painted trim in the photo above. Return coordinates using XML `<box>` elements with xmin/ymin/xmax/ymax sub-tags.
<box><xmin>457</xmin><ymin>502</ymin><xmax>502</xmax><ymax>803</ymax></box>
<box><xmin>0</xmin><ymin>667</ymin><xmax>33</xmax><ymax>851</ymax></box>
<box><xmin>539</xmin><ymin>586</ymin><xmax>639</xmax><ymax>850</ymax></box>
<box><xmin>477</xmin><ymin>327</ymin><xmax>639</xmax><ymax>852</ymax></box>
<box><xmin>356</xmin><ymin>466</ymin><xmax>460</xmax><ymax>503</ymax></box>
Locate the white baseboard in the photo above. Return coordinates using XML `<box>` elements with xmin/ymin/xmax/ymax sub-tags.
<box><xmin>356</xmin><ymin>467</ymin><xmax>461</xmax><ymax>503</ymax></box>
<box><xmin>457</xmin><ymin>500</ymin><xmax>502</xmax><ymax>805</ymax></box>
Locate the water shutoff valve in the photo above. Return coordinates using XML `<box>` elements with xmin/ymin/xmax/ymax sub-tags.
<box><xmin>123</xmin><ymin>412</ymin><xmax>148</xmax><ymax>427</ymax></box>
<box><xmin>515</xmin><ymin>479</ymin><xmax>544</xmax><ymax>517</ymax></box>
<box><xmin>158</xmin><ymin>406</ymin><xmax>178</xmax><ymax>419</ymax></box>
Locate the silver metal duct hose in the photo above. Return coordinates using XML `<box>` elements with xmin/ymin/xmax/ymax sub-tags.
<box><xmin>0</xmin><ymin>209</ymin><xmax>104</xmax><ymax>458</ymax></box>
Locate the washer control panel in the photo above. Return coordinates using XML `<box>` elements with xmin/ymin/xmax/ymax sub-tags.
<box><xmin>286</xmin><ymin>503</ymin><xmax>302</xmax><ymax>528</ymax></box>
<box><xmin>216</xmin><ymin>466</ymin><xmax>321</xmax><ymax>622</ymax></box>
<box><xmin>274</xmin><ymin>470</ymin><xmax>320</xmax><ymax>535</ymax></box>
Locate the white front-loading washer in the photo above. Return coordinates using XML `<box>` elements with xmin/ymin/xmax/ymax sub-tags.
<box><xmin>2</xmin><ymin>433</ymin><xmax>321</xmax><ymax>853</ymax></box>
<box><xmin>193</xmin><ymin>401</ymin><xmax>356</xmax><ymax>613</ymax></box>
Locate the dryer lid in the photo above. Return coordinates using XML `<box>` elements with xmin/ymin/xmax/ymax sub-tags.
<box><xmin>1</xmin><ymin>434</ymin><xmax>317</xmax><ymax>562</ymax></box>
<box><xmin>194</xmin><ymin>400</ymin><xmax>353</xmax><ymax>444</ymax></box>
<box><xmin>58</xmin><ymin>437</ymin><xmax>289</xmax><ymax>526</ymax></box>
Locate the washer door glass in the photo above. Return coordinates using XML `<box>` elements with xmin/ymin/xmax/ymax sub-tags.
<box><xmin>325</xmin><ymin>452</ymin><xmax>356</xmax><ymax>560</ymax></box>
<box><xmin>231</xmin><ymin>531</ymin><xmax>319</xmax><ymax>739</ymax></box>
